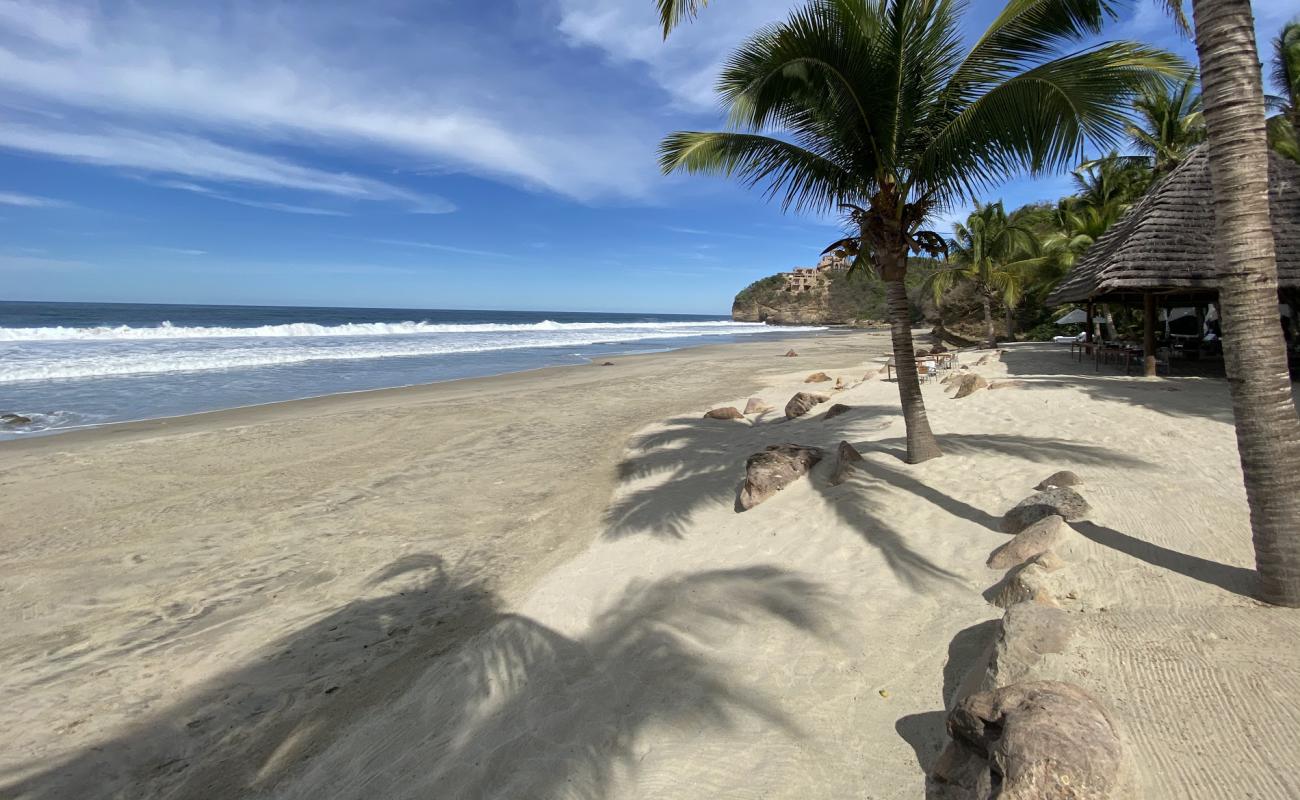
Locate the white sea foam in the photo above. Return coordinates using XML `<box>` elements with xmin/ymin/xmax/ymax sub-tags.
<box><xmin>0</xmin><ymin>319</ymin><xmax>778</xmax><ymax>342</ymax></box>
<box><xmin>0</xmin><ymin>321</ymin><xmax>824</xmax><ymax>382</ymax></box>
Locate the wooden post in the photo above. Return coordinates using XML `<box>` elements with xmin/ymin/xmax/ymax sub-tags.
<box><xmin>1085</xmin><ymin>301</ymin><xmax>1094</xmax><ymax>343</ymax></box>
<box><xmin>1144</xmin><ymin>292</ymin><xmax>1158</xmax><ymax>377</ymax></box>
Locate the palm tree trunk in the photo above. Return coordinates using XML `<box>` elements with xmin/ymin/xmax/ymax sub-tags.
<box><xmin>1192</xmin><ymin>0</ymin><xmax>1300</xmax><ymax>606</ymax></box>
<box><xmin>981</xmin><ymin>294</ymin><xmax>996</xmax><ymax>349</ymax></box>
<box><xmin>881</xmin><ymin>250</ymin><xmax>942</xmax><ymax>464</ymax></box>
<box><xmin>1004</xmin><ymin>304</ymin><xmax>1015</xmax><ymax>341</ymax></box>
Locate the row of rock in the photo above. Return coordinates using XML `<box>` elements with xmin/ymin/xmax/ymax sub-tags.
<box><xmin>931</xmin><ymin>473</ymin><xmax>1130</xmax><ymax>799</ymax></box>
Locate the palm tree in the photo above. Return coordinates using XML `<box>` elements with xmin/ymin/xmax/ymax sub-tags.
<box><xmin>926</xmin><ymin>202</ymin><xmax>1039</xmax><ymax>347</ymax></box>
<box><xmin>1188</xmin><ymin>0</ymin><xmax>1300</xmax><ymax>606</ymax></box>
<box><xmin>657</xmin><ymin>0</ymin><xmax>709</xmax><ymax>35</ymax></box>
<box><xmin>659</xmin><ymin>0</ymin><xmax>1180</xmax><ymax>463</ymax></box>
<box><xmin>1128</xmin><ymin>74</ymin><xmax>1206</xmax><ymax>176</ymax></box>
<box><xmin>1266</xmin><ymin>20</ymin><xmax>1299</xmax><ymax>163</ymax></box>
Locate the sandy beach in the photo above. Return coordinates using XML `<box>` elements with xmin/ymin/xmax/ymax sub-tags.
<box><xmin>2</xmin><ymin>330</ymin><xmax>1298</xmax><ymax>799</ymax></box>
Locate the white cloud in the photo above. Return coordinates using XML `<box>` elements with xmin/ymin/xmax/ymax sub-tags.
<box><xmin>0</xmin><ymin>0</ymin><xmax>668</xmax><ymax>202</ymax></box>
<box><xmin>368</xmin><ymin>238</ymin><xmax>515</xmax><ymax>260</ymax></box>
<box><xmin>0</xmin><ymin>189</ymin><xmax>68</xmax><ymax>207</ymax></box>
<box><xmin>154</xmin><ymin>181</ymin><xmax>354</xmax><ymax>217</ymax></box>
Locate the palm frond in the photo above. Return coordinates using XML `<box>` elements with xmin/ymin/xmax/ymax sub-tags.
<box><xmin>658</xmin><ymin>0</ymin><xmax>709</xmax><ymax>37</ymax></box>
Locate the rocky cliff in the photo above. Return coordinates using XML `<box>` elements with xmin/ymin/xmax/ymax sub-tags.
<box><xmin>732</xmin><ymin>264</ymin><xmax>947</xmax><ymax>326</ymax></box>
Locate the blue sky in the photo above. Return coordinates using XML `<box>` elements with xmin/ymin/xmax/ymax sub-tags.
<box><xmin>0</xmin><ymin>0</ymin><xmax>1294</xmax><ymax>315</ymax></box>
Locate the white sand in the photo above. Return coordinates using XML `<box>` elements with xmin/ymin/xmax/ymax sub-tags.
<box><xmin>2</xmin><ymin>334</ymin><xmax>1297</xmax><ymax>799</ymax></box>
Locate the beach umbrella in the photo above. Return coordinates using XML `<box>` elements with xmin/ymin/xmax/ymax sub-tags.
<box><xmin>1054</xmin><ymin>308</ymin><xmax>1087</xmax><ymax>325</ymax></box>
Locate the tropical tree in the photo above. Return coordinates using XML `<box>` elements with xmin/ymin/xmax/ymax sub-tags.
<box><xmin>927</xmin><ymin>202</ymin><xmax>1039</xmax><ymax>347</ymax></box>
<box><xmin>658</xmin><ymin>0</ymin><xmax>1180</xmax><ymax>463</ymax></box>
<box><xmin>658</xmin><ymin>0</ymin><xmax>709</xmax><ymax>35</ymax></box>
<box><xmin>1128</xmin><ymin>74</ymin><xmax>1206</xmax><ymax>176</ymax></box>
<box><xmin>1070</xmin><ymin>149</ymin><xmax>1154</xmax><ymax>209</ymax></box>
<box><xmin>1266</xmin><ymin>20</ymin><xmax>1300</xmax><ymax>163</ymax></box>
<box><xmin>1188</xmin><ymin>0</ymin><xmax>1300</xmax><ymax>606</ymax></box>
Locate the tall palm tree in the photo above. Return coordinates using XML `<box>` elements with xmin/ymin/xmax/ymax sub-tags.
<box><xmin>927</xmin><ymin>202</ymin><xmax>1039</xmax><ymax>347</ymax></box>
<box><xmin>659</xmin><ymin>0</ymin><xmax>1180</xmax><ymax>463</ymax></box>
<box><xmin>1189</xmin><ymin>0</ymin><xmax>1300</xmax><ymax>606</ymax></box>
<box><xmin>1266</xmin><ymin>20</ymin><xmax>1300</xmax><ymax>163</ymax></box>
<box><xmin>1128</xmin><ymin>74</ymin><xmax>1206</xmax><ymax>176</ymax></box>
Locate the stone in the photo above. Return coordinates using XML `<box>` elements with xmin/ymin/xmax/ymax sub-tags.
<box><xmin>804</xmin><ymin>371</ymin><xmax>832</xmax><ymax>383</ymax></box>
<box><xmin>952</xmin><ymin>374</ymin><xmax>988</xmax><ymax>399</ymax></box>
<box><xmin>1001</xmin><ymin>488</ymin><xmax>1091</xmax><ymax>533</ymax></box>
<box><xmin>1035</xmin><ymin>470</ymin><xmax>1082</xmax><ymax>490</ymax></box>
<box><xmin>833</xmin><ymin>377</ymin><xmax>846</xmax><ymax>390</ymax></box>
<box><xmin>929</xmin><ymin>741</ymin><xmax>994</xmax><ymax>800</ymax></box>
<box><xmin>743</xmin><ymin>397</ymin><xmax>774</xmax><ymax>415</ymax></box>
<box><xmin>1030</xmin><ymin>550</ymin><xmax>1067</xmax><ymax>573</ymax></box>
<box><xmin>989</xmin><ymin>379</ymin><xmax>1027</xmax><ymax>390</ymax></box>
<box><xmin>824</xmin><ymin>403</ymin><xmax>852</xmax><ymax>420</ymax></box>
<box><xmin>862</xmin><ymin>368</ymin><xmax>879</xmax><ymax>380</ymax></box>
<box><xmin>987</xmin><ymin>515</ymin><xmax>1065</xmax><ymax>569</ymax></box>
<box><xmin>1</xmin><ymin>413</ymin><xmax>32</xmax><ymax>427</ymax></box>
<box><xmin>986</xmin><ymin>563</ymin><xmax>1058</xmax><ymax>609</ymax></box>
<box><xmin>737</xmin><ymin>444</ymin><xmax>824</xmax><ymax>510</ymax></box>
<box><xmin>703</xmin><ymin>406</ymin><xmax>745</xmax><ymax>420</ymax></box>
<box><xmin>948</xmin><ymin>681</ymin><xmax>1125</xmax><ymax>799</ymax></box>
<box><xmin>829</xmin><ymin>440</ymin><xmax>863</xmax><ymax>486</ymax></box>
<box><xmin>600</xmin><ymin>361</ymin><xmax>615</xmax><ymax>366</ymax></box>
<box><xmin>785</xmin><ymin>392</ymin><xmax>830</xmax><ymax>419</ymax></box>
<box><xmin>784</xmin><ymin>349</ymin><xmax>799</xmax><ymax>357</ymax></box>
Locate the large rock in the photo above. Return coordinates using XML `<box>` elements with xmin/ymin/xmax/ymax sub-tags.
<box><xmin>784</xmin><ymin>392</ymin><xmax>830</xmax><ymax>419</ymax></box>
<box><xmin>743</xmin><ymin>397</ymin><xmax>774</xmax><ymax>415</ymax></box>
<box><xmin>947</xmin><ymin>681</ymin><xmax>1125</xmax><ymax>799</ymax></box>
<box><xmin>824</xmin><ymin>403</ymin><xmax>853</xmax><ymax>420</ymax></box>
<box><xmin>952</xmin><ymin>374</ymin><xmax>988</xmax><ymax>399</ymax></box>
<box><xmin>804</xmin><ymin>371</ymin><xmax>832</xmax><ymax>383</ymax></box>
<box><xmin>737</xmin><ymin>444</ymin><xmax>824</xmax><ymax>510</ymax></box>
<box><xmin>703</xmin><ymin>406</ymin><xmax>745</xmax><ymax>420</ymax></box>
<box><xmin>986</xmin><ymin>563</ymin><xmax>1058</xmax><ymax>609</ymax></box>
<box><xmin>949</xmin><ymin>602</ymin><xmax>1077</xmax><ymax>710</ymax></box>
<box><xmin>987</xmin><ymin>515</ymin><xmax>1065</xmax><ymax>569</ymax></box>
<box><xmin>1001</xmin><ymin>488</ymin><xmax>1091</xmax><ymax>533</ymax></box>
<box><xmin>829</xmin><ymin>440</ymin><xmax>863</xmax><ymax>486</ymax></box>
<box><xmin>1035</xmin><ymin>470</ymin><xmax>1082</xmax><ymax>490</ymax></box>
<box><xmin>1</xmin><ymin>413</ymin><xmax>32</xmax><ymax>427</ymax></box>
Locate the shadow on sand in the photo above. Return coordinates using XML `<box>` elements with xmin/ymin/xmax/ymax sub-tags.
<box><xmin>3</xmin><ymin>556</ymin><xmax>839</xmax><ymax>800</ymax></box>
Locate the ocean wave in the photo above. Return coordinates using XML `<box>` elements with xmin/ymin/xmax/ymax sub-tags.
<box><xmin>0</xmin><ymin>319</ymin><xmax>783</xmax><ymax>342</ymax></box>
<box><xmin>0</xmin><ymin>324</ymin><xmax>825</xmax><ymax>382</ymax></box>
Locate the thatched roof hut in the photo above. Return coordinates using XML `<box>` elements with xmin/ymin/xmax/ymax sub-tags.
<box><xmin>1046</xmin><ymin>147</ymin><xmax>1300</xmax><ymax>306</ymax></box>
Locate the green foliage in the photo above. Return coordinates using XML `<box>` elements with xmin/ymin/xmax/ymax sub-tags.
<box><xmin>1268</xmin><ymin>20</ymin><xmax>1300</xmax><ymax>165</ymax></box>
<box><xmin>1127</xmin><ymin>74</ymin><xmax>1205</xmax><ymax>177</ymax></box>
<box><xmin>734</xmin><ymin>274</ymin><xmax>786</xmax><ymax>304</ymax></box>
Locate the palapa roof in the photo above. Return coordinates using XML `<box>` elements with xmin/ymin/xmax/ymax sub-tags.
<box><xmin>1047</xmin><ymin>147</ymin><xmax>1300</xmax><ymax>305</ymax></box>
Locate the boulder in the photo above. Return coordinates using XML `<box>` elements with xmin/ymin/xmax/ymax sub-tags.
<box><xmin>989</xmin><ymin>379</ymin><xmax>1027</xmax><ymax>390</ymax></box>
<box><xmin>785</xmin><ymin>392</ymin><xmax>830</xmax><ymax>419</ymax></box>
<box><xmin>1035</xmin><ymin>470</ymin><xmax>1082</xmax><ymax>490</ymax></box>
<box><xmin>1</xmin><ymin>413</ymin><xmax>32</xmax><ymax>427</ymax></box>
<box><xmin>600</xmin><ymin>361</ymin><xmax>615</xmax><ymax>366</ymax></box>
<box><xmin>1001</xmin><ymin>488</ymin><xmax>1090</xmax><ymax>533</ymax></box>
<box><xmin>829</xmin><ymin>440</ymin><xmax>863</xmax><ymax>486</ymax></box>
<box><xmin>703</xmin><ymin>406</ymin><xmax>745</xmax><ymax>420</ymax></box>
<box><xmin>948</xmin><ymin>681</ymin><xmax>1125</xmax><ymax>799</ymax></box>
<box><xmin>824</xmin><ymin>403</ymin><xmax>852</xmax><ymax>420</ymax></box>
<box><xmin>737</xmin><ymin>444</ymin><xmax>824</xmax><ymax>510</ymax></box>
<box><xmin>952</xmin><ymin>374</ymin><xmax>988</xmax><ymax>399</ymax></box>
<box><xmin>949</xmin><ymin>602</ymin><xmax>1077</xmax><ymax>708</ymax></box>
<box><xmin>987</xmin><ymin>515</ymin><xmax>1065</xmax><ymax>569</ymax></box>
<box><xmin>784</xmin><ymin>349</ymin><xmax>799</xmax><ymax>357</ymax></box>
<box><xmin>986</xmin><ymin>563</ymin><xmax>1058</xmax><ymax>609</ymax></box>
<box><xmin>804</xmin><ymin>371</ymin><xmax>832</xmax><ymax>383</ymax></box>
<box><xmin>743</xmin><ymin>397</ymin><xmax>774</xmax><ymax>415</ymax></box>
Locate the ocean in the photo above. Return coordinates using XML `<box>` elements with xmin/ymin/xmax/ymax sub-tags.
<box><xmin>0</xmin><ymin>301</ymin><xmax>824</xmax><ymax>437</ymax></box>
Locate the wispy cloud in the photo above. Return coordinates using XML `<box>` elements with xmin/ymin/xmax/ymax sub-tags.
<box><xmin>0</xmin><ymin>189</ymin><xmax>69</xmax><ymax>208</ymax></box>
<box><xmin>149</xmin><ymin>246</ymin><xmax>206</xmax><ymax>256</ymax></box>
<box><xmin>367</xmin><ymin>238</ymin><xmax>514</xmax><ymax>259</ymax></box>
<box><xmin>154</xmin><ymin>181</ymin><xmax>353</xmax><ymax>217</ymax></box>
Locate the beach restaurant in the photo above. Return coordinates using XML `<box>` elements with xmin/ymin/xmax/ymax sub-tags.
<box><xmin>1046</xmin><ymin>146</ymin><xmax>1300</xmax><ymax>376</ymax></box>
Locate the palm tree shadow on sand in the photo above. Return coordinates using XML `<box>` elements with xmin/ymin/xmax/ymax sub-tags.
<box><xmin>3</xmin><ymin>555</ymin><xmax>840</xmax><ymax>800</ymax></box>
<box><xmin>603</xmin><ymin>411</ymin><xmax>1149</xmax><ymax>591</ymax></box>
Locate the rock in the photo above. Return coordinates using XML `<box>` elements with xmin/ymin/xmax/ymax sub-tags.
<box><xmin>987</xmin><ymin>515</ymin><xmax>1065</xmax><ymax>569</ymax></box>
<box><xmin>948</xmin><ymin>681</ymin><xmax>1125</xmax><ymax>799</ymax></box>
<box><xmin>829</xmin><ymin>440</ymin><xmax>863</xmax><ymax>486</ymax></box>
<box><xmin>743</xmin><ymin>397</ymin><xmax>774</xmax><ymax>415</ymax></box>
<box><xmin>986</xmin><ymin>563</ymin><xmax>1058</xmax><ymax>609</ymax></box>
<box><xmin>952</xmin><ymin>374</ymin><xmax>988</xmax><ymax>399</ymax></box>
<box><xmin>600</xmin><ymin>361</ymin><xmax>615</xmax><ymax>366</ymax></box>
<box><xmin>1030</xmin><ymin>550</ymin><xmax>1067</xmax><ymax>573</ymax></box>
<box><xmin>989</xmin><ymin>379</ymin><xmax>1027</xmax><ymax>390</ymax></box>
<box><xmin>784</xmin><ymin>392</ymin><xmax>830</xmax><ymax>419</ymax></box>
<box><xmin>985</xmin><ymin>603</ymin><xmax>1076</xmax><ymax>691</ymax></box>
<box><xmin>784</xmin><ymin>349</ymin><xmax>799</xmax><ymax>357</ymax></box>
<box><xmin>824</xmin><ymin>403</ymin><xmax>852</xmax><ymax>420</ymax></box>
<box><xmin>737</xmin><ymin>444</ymin><xmax>824</xmax><ymax>510</ymax></box>
<box><xmin>939</xmin><ymin>373</ymin><xmax>956</xmax><ymax>386</ymax></box>
<box><xmin>1001</xmin><ymin>488</ymin><xmax>1091</xmax><ymax>533</ymax></box>
<box><xmin>804</xmin><ymin>371</ymin><xmax>832</xmax><ymax>383</ymax></box>
<box><xmin>833</xmin><ymin>377</ymin><xmax>846</xmax><ymax>390</ymax></box>
<box><xmin>703</xmin><ymin>406</ymin><xmax>745</xmax><ymax>420</ymax></box>
<box><xmin>862</xmin><ymin>368</ymin><xmax>879</xmax><ymax>380</ymax></box>
<box><xmin>929</xmin><ymin>740</ymin><xmax>994</xmax><ymax>800</ymax></box>
<box><xmin>1034</xmin><ymin>470</ymin><xmax>1082</xmax><ymax>490</ymax></box>
<box><xmin>1</xmin><ymin>413</ymin><xmax>32</xmax><ymax>427</ymax></box>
